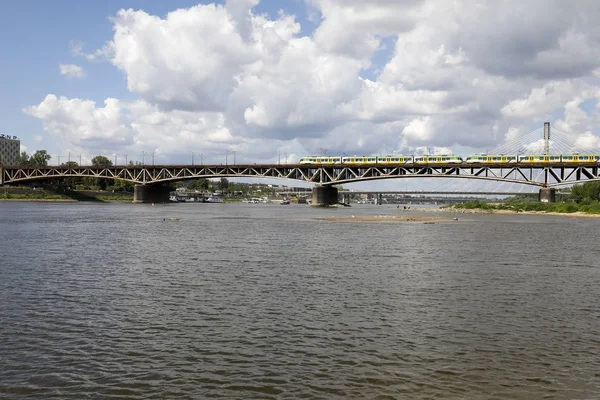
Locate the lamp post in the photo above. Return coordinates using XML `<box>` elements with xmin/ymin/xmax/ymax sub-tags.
<box><xmin>224</xmin><ymin>150</ymin><xmax>236</xmax><ymax>166</ymax></box>
<box><xmin>192</xmin><ymin>152</ymin><xmax>203</xmax><ymax>166</ymax></box>
<box><xmin>142</xmin><ymin>151</ymin><xmax>146</xmax><ymax>166</ymax></box>
<box><xmin>151</xmin><ymin>151</ymin><xmax>155</xmax><ymax>166</ymax></box>
<box><xmin>68</xmin><ymin>153</ymin><xmax>81</xmax><ymax>165</ymax></box>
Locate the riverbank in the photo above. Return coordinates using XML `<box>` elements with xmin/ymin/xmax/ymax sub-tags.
<box><xmin>0</xmin><ymin>188</ymin><xmax>133</xmax><ymax>202</ymax></box>
<box><xmin>420</xmin><ymin>206</ymin><xmax>600</xmax><ymax>218</ymax></box>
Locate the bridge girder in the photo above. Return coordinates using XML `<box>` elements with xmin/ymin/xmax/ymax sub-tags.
<box><xmin>2</xmin><ymin>163</ymin><xmax>600</xmax><ymax>188</ymax></box>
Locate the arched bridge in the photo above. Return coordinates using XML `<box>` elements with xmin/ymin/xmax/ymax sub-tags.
<box><xmin>2</xmin><ymin>162</ymin><xmax>600</xmax><ymax>188</ymax></box>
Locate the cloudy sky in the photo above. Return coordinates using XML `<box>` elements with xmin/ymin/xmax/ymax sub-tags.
<box><xmin>3</xmin><ymin>0</ymin><xmax>600</xmax><ymax>171</ymax></box>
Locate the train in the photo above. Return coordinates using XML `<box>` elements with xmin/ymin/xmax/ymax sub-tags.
<box><xmin>298</xmin><ymin>154</ymin><xmax>600</xmax><ymax>165</ymax></box>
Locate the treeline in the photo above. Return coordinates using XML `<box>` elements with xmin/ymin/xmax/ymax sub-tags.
<box><xmin>10</xmin><ymin>150</ymin><xmax>284</xmax><ymax>197</ymax></box>
<box><xmin>451</xmin><ymin>181</ymin><xmax>600</xmax><ymax>214</ymax></box>
<box><xmin>13</xmin><ymin>150</ymin><xmax>133</xmax><ymax>192</ymax></box>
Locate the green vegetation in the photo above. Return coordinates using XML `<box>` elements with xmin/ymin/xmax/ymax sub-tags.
<box><xmin>14</xmin><ymin>150</ymin><xmax>52</xmax><ymax>167</ymax></box>
<box><xmin>0</xmin><ymin>192</ymin><xmax>71</xmax><ymax>200</ymax></box>
<box><xmin>447</xmin><ymin>181</ymin><xmax>600</xmax><ymax>214</ymax></box>
<box><xmin>0</xmin><ymin>187</ymin><xmax>133</xmax><ymax>202</ymax></box>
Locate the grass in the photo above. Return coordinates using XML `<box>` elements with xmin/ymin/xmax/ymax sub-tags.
<box><xmin>0</xmin><ymin>192</ymin><xmax>71</xmax><ymax>200</ymax></box>
<box><xmin>0</xmin><ymin>191</ymin><xmax>133</xmax><ymax>202</ymax></box>
<box><xmin>447</xmin><ymin>199</ymin><xmax>600</xmax><ymax>214</ymax></box>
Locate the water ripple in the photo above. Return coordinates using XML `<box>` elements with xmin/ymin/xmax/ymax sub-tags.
<box><xmin>0</xmin><ymin>203</ymin><xmax>599</xmax><ymax>398</ymax></box>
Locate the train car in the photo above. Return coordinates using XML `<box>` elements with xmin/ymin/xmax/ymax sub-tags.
<box><xmin>340</xmin><ymin>156</ymin><xmax>378</xmax><ymax>164</ymax></box>
<box><xmin>413</xmin><ymin>155</ymin><xmax>463</xmax><ymax>164</ymax></box>
<box><xmin>517</xmin><ymin>155</ymin><xmax>558</xmax><ymax>163</ymax></box>
<box><xmin>466</xmin><ymin>155</ymin><xmax>518</xmax><ymax>163</ymax></box>
<box><xmin>375</xmin><ymin>155</ymin><xmax>414</xmax><ymax>164</ymax></box>
<box><xmin>299</xmin><ymin>156</ymin><xmax>342</xmax><ymax>164</ymax></box>
<box><xmin>518</xmin><ymin>155</ymin><xmax>547</xmax><ymax>163</ymax></box>
<box><xmin>561</xmin><ymin>154</ymin><xmax>600</xmax><ymax>163</ymax></box>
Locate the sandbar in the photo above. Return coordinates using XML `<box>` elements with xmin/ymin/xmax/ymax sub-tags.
<box><xmin>317</xmin><ymin>215</ymin><xmax>457</xmax><ymax>223</ymax></box>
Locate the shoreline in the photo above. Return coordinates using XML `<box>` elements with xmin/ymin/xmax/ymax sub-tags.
<box><xmin>0</xmin><ymin>198</ymin><xmax>132</xmax><ymax>203</ymax></box>
<box><xmin>0</xmin><ymin>198</ymin><xmax>77</xmax><ymax>202</ymax></box>
<box><xmin>418</xmin><ymin>207</ymin><xmax>600</xmax><ymax>218</ymax></box>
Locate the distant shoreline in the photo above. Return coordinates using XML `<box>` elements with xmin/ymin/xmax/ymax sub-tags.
<box><xmin>419</xmin><ymin>207</ymin><xmax>600</xmax><ymax>218</ymax></box>
<box><xmin>0</xmin><ymin>198</ymin><xmax>77</xmax><ymax>202</ymax></box>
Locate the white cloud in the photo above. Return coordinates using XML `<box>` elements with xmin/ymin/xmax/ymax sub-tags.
<box><xmin>59</xmin><ymin>64</ymin><xmax>85</xmax><ymax>78</ymax></box>
<box><xmin>25</xmin><ymin>0</ymin><xmax>600</xmax><ymax>167</ymax></box>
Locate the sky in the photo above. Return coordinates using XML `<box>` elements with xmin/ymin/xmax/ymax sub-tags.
<box><xmin>3</xmin><ymin>0</ymin><xmax>600</xmax><ymax>184</ymax></box>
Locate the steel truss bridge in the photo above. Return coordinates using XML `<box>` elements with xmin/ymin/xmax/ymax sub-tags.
<box><xmin>2</xmin><ymin>162</ymin><xmax>600</xmax><ymax>187</ymax></box>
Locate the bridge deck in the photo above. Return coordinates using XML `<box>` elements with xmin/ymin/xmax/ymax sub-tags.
<box><xmin>2</xmin><ymin>162</ymin><xmax>600</xmax><ymax>187</ymax></box>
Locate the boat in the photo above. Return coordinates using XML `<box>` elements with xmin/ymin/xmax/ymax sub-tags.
<box><xmin>203</xmin><ymin>196</ymin><xmax>224</xmax><ymax>203</ymax></box>
<box><xmin>281</xmin><ymin>199</ymin><xmax>291</xmax><ymax>205</ymax></box>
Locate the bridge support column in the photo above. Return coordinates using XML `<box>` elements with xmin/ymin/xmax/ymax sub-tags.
<box><xmin>133</xmin><ymin>184</ymin><xmax>171</xmax><ymax>204</ymax></box>
<box><xmin>342</xmin><ymin>193</ymin><xmax>350</xmax><ymax>205</ymax></box>
<box><xmin>311</xmin><ymin>185</ymin><xmax>338</xmax><ymax>207</ymax></box>
<box><xmin>538</xmin><ymin>188</ymin><xmax>556</xmax><ymax>203</ymax></box>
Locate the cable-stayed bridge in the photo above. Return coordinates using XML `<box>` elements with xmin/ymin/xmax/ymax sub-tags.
<box><xmin>1</xmin><ymin>123</ymin><xmax>598</xmax><ymax>204</ymax></box>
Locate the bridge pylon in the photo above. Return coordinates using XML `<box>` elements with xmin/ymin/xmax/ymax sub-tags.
<box><xmin>133</xmin><ymin>184</ymin><xmax>171</xmax><ymax>203</ymax></box>
<box><xmin>538</xmin><ymin>187</ymin><xmax>556</xmax><ymax>203</ymax></box>
<box><xmin>311</xmin><ymin>185</ymin><xmax>338</xmax><ymax>207</ymax></box>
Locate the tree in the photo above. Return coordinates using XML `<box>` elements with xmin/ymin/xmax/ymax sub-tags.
<box><xmin>16</xmin><ymin>151</ymin><xmax>30</xmax><ymax>166</ymax></box>
<box><xmin>91</xmin><ymin>155</ymin><xmax>113</xmax><ymax>166</ymax></box>
<box><xmin>219</xmin><ymin>177</ymin><xmax>229</xmax><ymax>192</ymax></box>
<box><xmin>110</xmin><ymin>179</ymin><xmax>134</xmax><ymax>192</ymax></box>
<box><xmin>30</xmin><ymin>150</ymin><xmax>51</xmax><ymax>167</ymax></box>
<box><xmin>188</xmin><ymin>178</ymin><xmax>210</xmax><ymax>192</ymax></box>
<box><xmin>59</xmin><ymin>161</ymin><xmax>80</xmax><ymax>188</ymax></box>
<box><xmin>571</xmin><ymin>181</ymin><xmax>600</xmax><ymax>203</ymax></box>
<box><xmin>91</xmin><ymin>155</ymin><xmax>113</xmax><ymax>190</ymax></box>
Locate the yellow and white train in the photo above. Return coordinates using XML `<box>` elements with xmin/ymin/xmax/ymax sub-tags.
<box><xmin>298</xmin><ymin>154</ymin><xmax>600</xmax><ymax>165</ymax></box>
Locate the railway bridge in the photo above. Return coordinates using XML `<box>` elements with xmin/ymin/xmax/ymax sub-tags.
<box><xmin>1</xmin><ymin>161</ymin><xmax>599</xmax><ymax>205</ymax></box>
<box><xmin>2</xmin><ymin>123</ymin><xmax>598</xmax><ymax>205</ymax></box>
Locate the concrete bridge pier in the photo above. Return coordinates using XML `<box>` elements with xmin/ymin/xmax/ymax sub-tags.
<box><xmin>342</xmin><ymin>193</ymin><xmax>350</xmax><ymax>205</ymax></box>
<box><xmin>133</xmin><ymin>184</ymin><xmax>171</xmax><ymax>204</ymax></box>
<box><xmin>538</xmin><ymin>187</ymin><xmax>556</xmax><ymax>203</ymax></box>
<box><xmin>311</xmin><ymin>185</ymin><xmax>338</xmax><ymax>207</ymax></box>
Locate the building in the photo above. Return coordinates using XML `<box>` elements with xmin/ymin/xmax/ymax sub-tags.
<box><xmin>0</xmin><ymin>134</ymin><xmax>20</xmax><ymax>165</ymax></box>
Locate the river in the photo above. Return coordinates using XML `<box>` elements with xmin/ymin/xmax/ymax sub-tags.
<box><xmin>0</xmin><ymin>202</ymin><xmax>599</xmax><ymax>399</ymax></box>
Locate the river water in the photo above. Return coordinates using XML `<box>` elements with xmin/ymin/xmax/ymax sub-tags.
<box><xmin>0</xmin><ymin>201</ymin><xmax>599</xmax><ymax>399</ymax></box>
